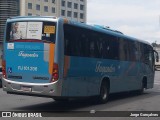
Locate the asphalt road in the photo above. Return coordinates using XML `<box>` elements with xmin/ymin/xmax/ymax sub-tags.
<box><xmin>0</xmin><ymin>71</ymin><xmax>160</xmax><ymax>120</ymax></box>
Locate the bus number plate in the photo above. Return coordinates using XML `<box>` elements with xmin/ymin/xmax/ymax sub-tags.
<box><xmin>21</xmin><ymin>86</ymin><xmax>32</xmax><ymax>92</ymax></box>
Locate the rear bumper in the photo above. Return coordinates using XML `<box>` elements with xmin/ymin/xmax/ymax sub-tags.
<box><xmin>2</xmin><ymin>77</ymin><xmax>62</xmax><ymax>97</ymax></box>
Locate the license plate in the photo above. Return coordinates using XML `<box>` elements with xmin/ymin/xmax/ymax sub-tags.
<box><xmin>21</xmin><ymin>86</ymin><xmax>32</xmax><ymax>92</ymax></box>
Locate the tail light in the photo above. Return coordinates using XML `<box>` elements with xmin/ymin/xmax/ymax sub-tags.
<box><xmin>2</xmin><ymin>60</ymin><xmax>6</xmax><ymax>78</ymax></box>
<box><xmin>51</xmin><ymin>63</ymin><xmax>59</xmax><ymax>83</ymax></box>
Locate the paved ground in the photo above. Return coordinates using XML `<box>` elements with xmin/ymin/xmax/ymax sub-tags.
<box><xmin>0</xmin><ymin>71</ymin><xmax>160</xmax><ymax>120</ymax></box>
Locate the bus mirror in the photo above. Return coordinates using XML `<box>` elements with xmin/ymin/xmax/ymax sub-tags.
<box><xmin>156</xmin><ymin>56</ymin><xmax>159</xmax><ymax>62</ymax></box>
<box><xmin>154</xmin><ymin>50</ymin><xmax>159</xmax><ymax>62</ymax></box>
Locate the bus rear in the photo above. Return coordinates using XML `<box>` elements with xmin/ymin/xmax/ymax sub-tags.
<box><xmin>2</xmin><ymin>17</ymin><xmax>62</xmax><ymax>97</ymax></box>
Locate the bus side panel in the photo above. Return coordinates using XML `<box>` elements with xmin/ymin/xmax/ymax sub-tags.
<box><xmin>62</xmin><ymin>56</ymin><xmax>150</xmax><ymax>97</ymax></box>
<box><xmin>62</xmin><ymin>56</ymin><xmax>98</xmax><ymax>97</ymax></box>
<box><xmin>110</xmin><ymin>61</ymin><xmax>141</xmax><ymax>93</ymax></box>
<box><xmin>62</xmin><ymin>56</ymin><xmax>136</xmax><ymax>97</ymax></box>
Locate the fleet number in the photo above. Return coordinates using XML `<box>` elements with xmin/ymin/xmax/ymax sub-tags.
<box><xmin>18</xmin><ymin>66</ymin><xmax>38</xmax><ymax>72</ymax></box>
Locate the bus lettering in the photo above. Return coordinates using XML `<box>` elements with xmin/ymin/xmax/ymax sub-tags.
<box><xmin>18</xmin><ymin>66</ymin><xmax>38</xmax><ymax>72</ymax></box>
<box><xmin>18</xmin><ymin>51</ymin><xmax>39</xmax><ymax>58</ymax></box>
<box><xmin>95</xmin><ymin>62</ymin><xmax>116</xmax><ymax>74</ymax></box>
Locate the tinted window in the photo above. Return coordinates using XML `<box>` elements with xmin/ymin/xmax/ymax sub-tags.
<box><xmin>64</xmin><ymin>24</ymin><xmax>120</xmax><ymax>59</ymax></box>
<box><xmin>64</xmin><ymin>24</ymin><xmax>148</xmax><ymax>62</ymax></box>
<box><xmin>6</xmin><ymin>21</ymin><xmax>56</xmax><ymax>43</ymax></box>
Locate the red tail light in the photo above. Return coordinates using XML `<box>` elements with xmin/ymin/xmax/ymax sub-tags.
<box><xmin>51</xmin><ymin>63</ymin><xmax>59</xmax><ymax>83</ymax></box>
<box><xmin>2</xmin><ymin>60</ymin><xmax>6</xmax><ymax>78</ymax></box>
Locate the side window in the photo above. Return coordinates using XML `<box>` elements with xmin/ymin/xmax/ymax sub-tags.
<box><xmin>97</xmin><ymin>36</ymin><xmax>104</xmax><ymax>58</ymax></box>
<box><xmin>64</xmin><ymin>24</ymin><xmax>95</xmax><ymax>58</ymax></box>
<box><xmin>102</xmin><ymin>36</ymin><xmax>110</xmax><ymax>59</ymax></box>
<box><xmin>144</xmin><ymin>45</ymin><xmax>150</xmax><ymax>65</ymax></box>
<box><xmin>134</xmin><ymin>42</ymin><xmax>140</xmax><ymax>61</ymax></box>
<box><xmin>64</xmin><ymin>24</ymin><xmax>122</xmax><ymax>61</ymax></box>
<box><xmin>141</xmin><ymin>44</ymin><xmax>153</xmax><ymax>70</ymax></box>
<box><xmin>110</xmin><ymin>37</ymin><xmax>119</xmax><ymax>60</ymax></box>
<box><xmin>102</xmin><ymin>34</ymin><xmax>119</xmax><ymax>60</ymax></box>
<box><xmin>140</xmin><ymin>43</ymin><xmax>145</xmax><ymax>62</ymax></box>
<box><xmin>89</xmin><ymin>40</ymin><xmax>95</xmax><ymax>57</ymax></box>
<box><xmin>64</xmin><ymin>24</ymin><xmax>79</xmax><ymax>56</ymax></box>
<box><xmin>79</xmin><ymin>31</ymin><xmax>88</xmax><ymax>57</ymax></box>
<box><xmin>119</xmin><ymin>38</ymin><xmax>126</xmax><ymax>61</ymax></box>
<box><xmin>125</xmin><ymin>40</ymin><xmax>132</xmax><ymax>61</ymax></box>
<box><xmin>148</xmin><ymin>47</ymin><xmax>154</xmax><ymax>71</ymax></box>
<box><xmin>128</xmin><ymin>41</ymin><xmax>137</xmax><ymax>61</ymax></box>
<box><xmin>80</xmin><ymin>29</ymin><xmax>90</xmax><ymax>57</ymax></box>
<box><xmin>64</xmin><ymin>24</ymin><xmax>73</xmax><ymax>56</ymax></box>
<box><xmin>89</xmin><ymin>32</ymin><xmax>100</xmax><ymax>58</ymax></box>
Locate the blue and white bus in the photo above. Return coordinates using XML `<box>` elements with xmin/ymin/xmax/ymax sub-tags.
<box><xmin>2</xmin><ymin>16</ymin><xmax>159</xmax><ymax>103</ymax></box>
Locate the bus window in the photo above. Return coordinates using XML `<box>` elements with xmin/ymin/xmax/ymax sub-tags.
<box><xmin>6</xmin><ymin>21</ymin><xmax>56</xmax><ymax>43</ymax></box>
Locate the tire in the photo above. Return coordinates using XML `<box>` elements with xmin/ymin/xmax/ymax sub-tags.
<box><xmin>98</xmin><ymin>81</ymin><xmax>109</xmax><ymax>104</ymax></box>
<box><xmin>138</xmin><ymin>81</ymin><xmax>145</xmax><ymax>94</ymax></box>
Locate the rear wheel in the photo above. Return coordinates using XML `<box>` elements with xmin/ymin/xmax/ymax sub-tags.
<box><xmin>138</xmin><ymin>80</ymin><xmax>145</xmax><ymax>94</ymax></box>
<box><xmin>98</xmin><ymin>81</ymin><xmax>109</xmax><ymax>104</ymax></box>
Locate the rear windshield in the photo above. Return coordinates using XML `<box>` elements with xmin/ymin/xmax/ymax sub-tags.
<box><xmin>6</xmin><ymin>21</ymin><xmax>56</xmax><ymax>43</ymax></box>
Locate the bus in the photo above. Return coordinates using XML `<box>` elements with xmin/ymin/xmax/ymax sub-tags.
<box><xmin>2</xmin><ymin>16</ymin><xmax>159</xmax><ymax>103</ymax></box>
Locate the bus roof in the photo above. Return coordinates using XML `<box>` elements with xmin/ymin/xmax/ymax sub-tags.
<box><xmin>64</xmin><ymin>19</ymin><xmax>151</xmax><ymax>46</ymax></box>
<box><xmin>7</xmin><ymin>16</ymin><xmax>151</xmax><ymax>46</ymax></box>
<box><xmin>7</xmin><ymin>16</ymin><xmax>58</xmax><ymax>23</ymax></box>
<box><xmin>70</xmin><ymin>22</ymin><xmax>151</xmax><ymax>46</ymax></box>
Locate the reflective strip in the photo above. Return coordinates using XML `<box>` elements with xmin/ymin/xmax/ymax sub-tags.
<box><xmin>49</xmin><ymin>44</ymin><xmax>55</xmax><ymax>75</ymax></box>
<box><xmin>64</xmin><ymin>56</ymin><xmax>70</xmax><ymax>77</ymax></box>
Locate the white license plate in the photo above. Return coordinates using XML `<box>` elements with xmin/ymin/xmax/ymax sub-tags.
<box><xmin>21</xmin><ymin>86</ymin><xmax>32</xmax><ymax>92</ymax></box>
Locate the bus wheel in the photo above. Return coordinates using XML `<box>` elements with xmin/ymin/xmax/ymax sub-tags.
<box><xmin>138</xmin><ymin>81</ymin><xmax>145</xmax><ymax>94</ymax></box>
<box><xmin>98</xmin><ymin>81</ymin><xmax>109</xmax><ymax>104</ymax></box>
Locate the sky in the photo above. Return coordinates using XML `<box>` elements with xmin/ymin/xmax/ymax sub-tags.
<box><xmin>87</xmin><ymin>0</ymin><xmax>160</xmax><ymax>44</ymax></box>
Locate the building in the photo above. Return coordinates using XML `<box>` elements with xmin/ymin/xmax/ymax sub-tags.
<box><xmin>0</xmin><ymin>0</ymin><xmax>87</xmax><ymax>43</ymax></box>
<box><xmin>0</xmin><ymin>0</ymin><xmax>20</xmax><ymax>63</ymax></box>
<box><xmin>20</xmin><ymin>0</ymin><xmax>87</xmax><ymax>22</ymax></box>
<box><xmin>0</xmin><ymin>0</ymin><xmax>20</xmax><ymax>42</ymax></box>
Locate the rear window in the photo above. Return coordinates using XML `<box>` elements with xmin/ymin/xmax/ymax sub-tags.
<box><xmin>6</xmin><ymin>21</ymin><xmax>56</xmax><ymax>43</ymax></box>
